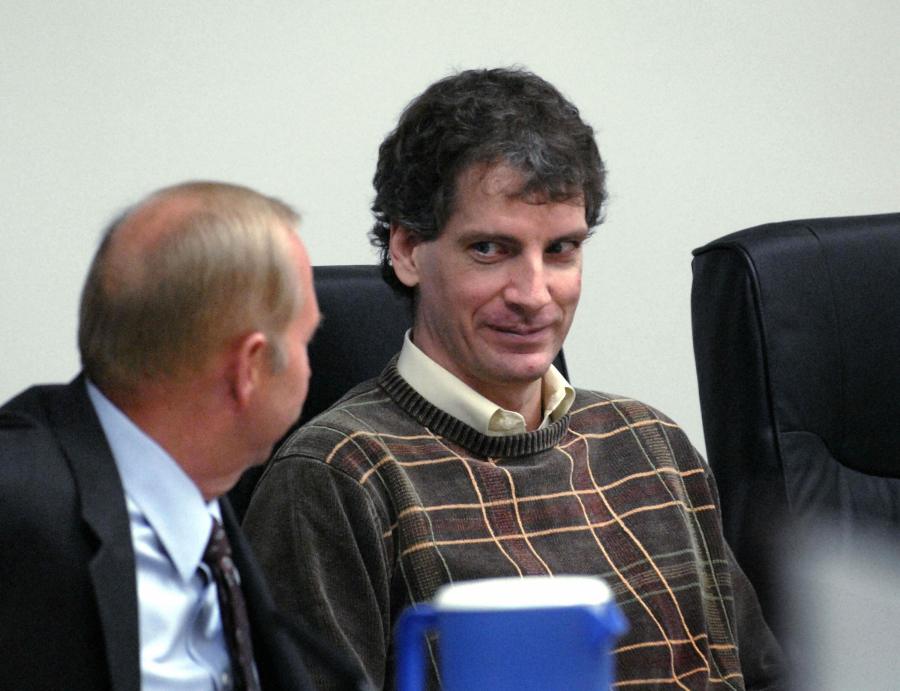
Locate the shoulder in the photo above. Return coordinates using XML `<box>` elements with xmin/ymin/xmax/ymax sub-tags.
<box><xmin>0</xmin><ymin>378</ymin><xmax>112</xmax><ymax>514</ymax></box>
<box><xmin>0</xmin><ymin>383</ymin><xmax>70</xmax><ymax>466</ymax></box>
<box><xmin>1</xmin><ymin>377</ymin><xmax>99</xmax><ymax>456</ymax></box>
<box><xmin>276</xmin><ymin>377</ymin><xmax>414</xmax><ymax>468</ymax></box>
<box><xmin>1</xmin><ymin>382</ymin><xmax>107</xmax><ymax>576</ymax></box>
<box><xmin>1</xmin><ymin>376</ymin><xmax>96</xmax><ymax>432</ymax></box>
<box><xmin>1</xmin><ymin>382</ymin><xmax>65</xmax><ymax>426</ymax></box>
<box><xmin>568</xmin><ymin>387</ymin><xmax>679</xmax><ymax>428</ymax></box>
<box><xmin>567</xmin><ymin>387</ymin><xmax>704</xmax><ymax>469</ymax></box>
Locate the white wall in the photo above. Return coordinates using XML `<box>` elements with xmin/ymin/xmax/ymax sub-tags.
<box><xmin>2</xmin><ymin>1</ymin><xmax>897</xmax><ymax>454</ymax></box>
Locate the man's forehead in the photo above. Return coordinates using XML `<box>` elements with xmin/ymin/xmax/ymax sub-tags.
<box><xmin>462</xmin><ymin>162</ymin><xmax>524</xmax><ymax>196</ymax></box>
<box><xmin>457</xmin><ymin>162</ymin><xmax>586</xmax><ymax>209</ymax></box>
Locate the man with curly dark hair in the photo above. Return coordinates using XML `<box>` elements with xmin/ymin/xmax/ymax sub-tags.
<box><xmin>245</xmin><ymin>68</ymin><xmax>783</xmax><ymax>690</ymax></box>
<box><xmin>369</xmin><ymin>67</ymin><xmax>607</xmax><ymax>297</ymax></box>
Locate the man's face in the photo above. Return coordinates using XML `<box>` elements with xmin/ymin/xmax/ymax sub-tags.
<box><xmin>392</xmin><ymin>163</ymin><xmax>587</xmax><ymax>406</ymax></box>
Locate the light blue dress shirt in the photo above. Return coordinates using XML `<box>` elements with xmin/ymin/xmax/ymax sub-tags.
<box><xmin>87</xmin><ymin>381</ymin><xmax>233</xmax><ymax>691</ymax></box>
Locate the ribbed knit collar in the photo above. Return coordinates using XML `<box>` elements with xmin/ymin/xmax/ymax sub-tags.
<box><xmin>378</xmin><ymin>358</ymin><xmax>570</xmax><ymax>458</ymax></box>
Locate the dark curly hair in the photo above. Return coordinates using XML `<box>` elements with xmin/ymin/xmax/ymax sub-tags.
<box><xmin>370</xmin><ymin>67</ymin><xmax>607</xmax><ymax>297</ymax></box>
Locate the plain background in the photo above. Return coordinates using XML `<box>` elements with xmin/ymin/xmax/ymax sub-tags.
<box><xmin>2</xmin><ymin>1</ymin><xmax>898</xmax><ymax>454</ymax></box>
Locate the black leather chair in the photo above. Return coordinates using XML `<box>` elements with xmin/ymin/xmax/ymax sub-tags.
<box><xmin>230</xmin><ymin>264</ymin><xmax>569</xmax><ymax>521</ymax></box>
<box><xmin>690</xmin><ymin>213</ymin><xmax>900</xmax><ymax>639</ymax></box>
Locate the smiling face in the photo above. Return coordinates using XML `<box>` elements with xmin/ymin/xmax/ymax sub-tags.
<box><xmin>391</xmin><ymin>163</ymin><xmax>587</xmax><ymax>411</ymax></box>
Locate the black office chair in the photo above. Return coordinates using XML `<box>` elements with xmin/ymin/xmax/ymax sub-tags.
<box><xmin>229</xmin><ymin>264</ymin><xmax>569</xmax><ymax>521</ymax></box>
<box><xmin>690</xmin><ymin>213</ymin><xmax>900</xmax><ymax>639</ymax></box>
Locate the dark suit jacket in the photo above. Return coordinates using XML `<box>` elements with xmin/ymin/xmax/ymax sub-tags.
<box><xmin>0</xmin><ymin>376</ymin><xmax>353</xmax><ymax>691</ymax></box>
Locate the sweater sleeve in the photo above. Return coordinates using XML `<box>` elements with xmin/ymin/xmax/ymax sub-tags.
<box><xmin>243</xmin><ymin>452</ymin><xmax>393</xmax><ymax>690</ymax></box>
<box><xmin>699</xmin><ymin>448</ymin><xmax>786</xmax><ymax>690</ymax></box>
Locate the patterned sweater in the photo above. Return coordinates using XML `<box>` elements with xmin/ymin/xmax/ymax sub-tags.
<box><xmin>244</xmin><ymin>361</ymin><xmax>783</xmax><ymax>690</ymax></box>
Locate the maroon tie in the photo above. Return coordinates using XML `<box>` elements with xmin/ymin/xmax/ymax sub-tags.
<box><xmin>203</xmin><ymin>518</ymin><xmax>261</xmax><ymax>691</ymax></box>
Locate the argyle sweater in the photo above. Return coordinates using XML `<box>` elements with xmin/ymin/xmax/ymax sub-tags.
<box><xmin>244</xmin><ymin>361</ymin><xmax>783</xmax><ymax>690</ymax></box>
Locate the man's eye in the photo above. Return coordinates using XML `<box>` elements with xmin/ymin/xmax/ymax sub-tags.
<box><xmin>470</xmin><ymin>241</ymin><xmax>502</xmax><ymax>257</ymax></box>
<box><xmin>547</xmin><ymin>240</ymin><xmax>581</xmax><ymax>255</ymax></box>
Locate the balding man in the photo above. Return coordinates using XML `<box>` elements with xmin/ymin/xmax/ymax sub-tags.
<box><xmin>0</xmin><ymin>182</ymin><xmax>357</xmax><ymax>690</ymax></box>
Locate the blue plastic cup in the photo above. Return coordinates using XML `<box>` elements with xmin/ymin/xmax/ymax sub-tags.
<box><xmin>395</xmin><ymin>576</ymin><xmax>627</xmax><ymax>691</ymax></box>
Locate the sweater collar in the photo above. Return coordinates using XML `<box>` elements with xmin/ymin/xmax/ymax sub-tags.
<box><xmin>396</xmin><ymin>330</ymin><xmax>575</xmax><ymax>436</ymax></box>
<box><xmin>378</xmin><ymin>358</ymin><xmax>570</xmax><ymax>458</ymax></box>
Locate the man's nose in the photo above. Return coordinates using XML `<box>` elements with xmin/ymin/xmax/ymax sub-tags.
<box><xmin>503</xmin><ymin>255</ymin><xmax>552</xmax><ymax>312</ymax></box>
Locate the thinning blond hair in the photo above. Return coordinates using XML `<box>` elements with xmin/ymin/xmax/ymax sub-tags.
<box><xmin>78</xmin><ymin>181</ymin><xmax>301</xmax><ymax>393</ymax></box>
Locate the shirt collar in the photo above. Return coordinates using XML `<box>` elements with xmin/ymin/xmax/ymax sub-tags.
<box><xmin>396</xmin><ymin>331</ymin><xmax>575</xmax><ymax>436</ymax></box>
<box><xmin>86</xmin><ymin>380</ymin><xmax>219</xmax><ymax>582</ymax></box>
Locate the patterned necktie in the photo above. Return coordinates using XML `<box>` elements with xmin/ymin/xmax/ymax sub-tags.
<box><xmin>203</xmin><ymin>518</ymin><xmax>261</xmax><ymax>691</ymax></box>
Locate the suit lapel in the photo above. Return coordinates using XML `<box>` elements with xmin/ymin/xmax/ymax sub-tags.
<box><xmin>50</xmin><ymin>377</ymin><xmax>141</xmax><ymax>691</ymax></box>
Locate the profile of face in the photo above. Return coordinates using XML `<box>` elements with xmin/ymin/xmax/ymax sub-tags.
<box><xmin>391</xmin><ymin>163</ymin><xmax>586</xmax><ymax>406</ymax></box>
<box><xmin>248</xmin><ymin>234</ymin><xmax>320</xmax><ymax>462</ymax></box>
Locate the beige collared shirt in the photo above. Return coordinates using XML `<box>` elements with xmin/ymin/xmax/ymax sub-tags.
<box><xmin>396</xmin><ymin>331</ymin><xmax>575</xmax><ymax>436</ymax></box>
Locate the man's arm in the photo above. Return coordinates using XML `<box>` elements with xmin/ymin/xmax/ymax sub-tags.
<box><xmin>699</xmin><ymin>454</ymin><xmax>785</xmax><ymax>690</ymax></box>
<box><xmin>244</xmin><ymin>453</ymin><xmax>393</xmax><ymax>690</ymax></box>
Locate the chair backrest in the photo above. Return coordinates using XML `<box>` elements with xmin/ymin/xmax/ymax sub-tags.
<box><xmin>690</xmin><ymin>212</ymin><xmax>900</xmax><ymax>637</ymax></box>
<box><xmin>229</xmin><ymin>264</ymin><xmax>569</xmax><ymax>520</ymax></box>
<box><xmin>300</xmin><ymin>265</ymin><xmax>414</xmax><ymax>425</ymax></box>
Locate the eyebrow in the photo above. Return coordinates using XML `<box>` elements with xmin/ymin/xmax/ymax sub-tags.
<box><xmin>456</xmin><ymin>228</ymin><xmax>590</xmax><ymax>246</ymax></box>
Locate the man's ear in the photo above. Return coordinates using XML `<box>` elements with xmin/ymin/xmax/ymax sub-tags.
<box><xmin>389</xmin><ymin>223</ymin><xmax>423</xmax><ymax>288</ymax></box>
<box><xmin>227</xmin><ymin>331</ymin><xmax>268</xmax><ymax>408</ymax></box>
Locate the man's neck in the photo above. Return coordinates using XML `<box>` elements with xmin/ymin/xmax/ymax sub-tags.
<box><xmin>397</xmin><ymin>333</ymin><xmax>557</xmax><ymax>436</ymax></box>
<box><xmin>100</xmin><ymin>380</ymin><xmax>232</xmax><ymax>502</ymax></box>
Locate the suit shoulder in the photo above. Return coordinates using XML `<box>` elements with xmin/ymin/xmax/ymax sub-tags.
<box><xmin>1</xmin><ymin>383</ymin><xmax>71</xmax><ymax>426</ymax></box>
<box><xmin>0</xmin><ymin>385</ymin><xmax>64</xmax><ymax>451</ymax></box>
<box><xmin>0</xmin><ymin>381</ymin><xmax>92</xmax><ymax>486</ymax></box>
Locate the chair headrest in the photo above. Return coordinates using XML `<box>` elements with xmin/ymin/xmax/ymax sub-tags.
<box><xmin>693</xmin><ymin>213</ymin><xmax>900</xmax><ymax>477</ymax></box>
